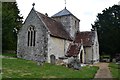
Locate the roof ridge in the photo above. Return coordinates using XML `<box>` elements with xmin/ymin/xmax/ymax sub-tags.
<box><xmin>35</xmin><ymin>10</ymin><xmax>72</xmax><ymax>41</ymax></box>
<box><xmin>51</xmin><ymin>8</ymin><xmax>80</xmax><ymax>21</ymax></box>
<box><xmin>36</xmin><ymin>11</ymin><xmax>59</xmax><ymax>23</ymax></box>
<box><xmin>52</xmin><ymin>8</ymin><xmax>73</xmax><ymax>17</ymax></box>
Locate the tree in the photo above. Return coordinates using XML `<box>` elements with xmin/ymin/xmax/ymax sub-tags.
<box><xmin>92</xmin><ymin>5</ymin><xmax>120</xmax><ymax>61</ymax></box>
<box><xmin>0</xmin><ymin>2</ymin><xmax>2</xmax><ymax>53</ymax></box>
<box><xmin>2</xmin><ymin>2</ymin><xmax>23</xmax><ymax>51</ymax></box>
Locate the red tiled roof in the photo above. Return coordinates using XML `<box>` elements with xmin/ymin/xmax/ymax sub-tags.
<box><xmin>74</xmin><ymin>31</ymin><xmax>95</xmax><ymax>47</ymax></box>
<box><xmin>36</xmin><ymin>11</ymin><xmax>72</xmax><ymax>41</ymax></box>
<box><xmin>65</xmin><ymin>31</ymin><xmax>95</xmax><ymax>57</ymax></box>
<box><xmin>66</xmin><ymin>43</ymin><xmax>81</xmax><ymax>57</ymax></box>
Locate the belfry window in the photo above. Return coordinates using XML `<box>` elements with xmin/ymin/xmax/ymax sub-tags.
<box><xmin>28</xmin><ymin>26</ymin><xmax>36</xmax><ymax>46</ymax></box>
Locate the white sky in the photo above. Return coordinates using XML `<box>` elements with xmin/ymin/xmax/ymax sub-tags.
<box><xmin>16</xmin><ymin>0</ymin><xmax>119</xmax><ymax>31</ymax></box>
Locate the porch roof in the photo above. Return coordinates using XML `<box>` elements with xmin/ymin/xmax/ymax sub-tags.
<box><xmin>66</xmin><ymin>43</ymin><xmax>81</xmax><ymax>57</ymax></box>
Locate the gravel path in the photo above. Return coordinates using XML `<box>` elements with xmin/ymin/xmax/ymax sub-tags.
<box><xmin>94</xmin><ymin>62</ymin><xmax>112</xmax><ymax>78</ymax></box>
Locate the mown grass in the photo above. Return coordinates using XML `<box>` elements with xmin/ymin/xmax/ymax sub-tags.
<box><xmin>2</xmin><ymin>53</ymin><xmax>99</xmax><ymax>78</ymax></box>
<box><xmin>2</xmin><ymin>53</ymin><xmax>17</xmax><ymax>57</ymax></box>
<box><xmin>109</xmin><ymin>63</ymin><xmax>120</xmax><ymax>79</ymax></box>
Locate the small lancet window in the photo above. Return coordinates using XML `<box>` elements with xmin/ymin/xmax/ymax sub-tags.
<box><xmin>75</xmin><ymin>20</ymin><xmax>77</xmax><ymax>28</ymax></box>
<box><xmin>27</xmin><ymin>26</ymin><xmax>36</xmax><ymax>46</ymax></box>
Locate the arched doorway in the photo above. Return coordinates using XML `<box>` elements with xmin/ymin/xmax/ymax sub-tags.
<box><xmin>80</xmin><ymin>50</ymin><xmax>84</xmax><ymax>63</ymax></box>
<box><xmin>50</xmin><ymin>55</ymin><xmax>56</xmax><ymax>64</ymax></box>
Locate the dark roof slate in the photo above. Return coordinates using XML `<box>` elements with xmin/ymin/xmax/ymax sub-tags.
<box><xmin>52</xmin><ymin>7</ymin><xmax>73</xmax><ymax>17</ymax></box>
<box><xmin>51</xmin><ymin>8</ymin><xmax>80</xmax><ymax>21</ymax></box>
<box><xmin>74</xmin><ymin>31</ymin><xmax>95</xmax><ymax>47</ymax></box>
<box><xmin>36</xmin><ymin>11</ymin><xmax>72</xmax><ymax>40</ymax></box>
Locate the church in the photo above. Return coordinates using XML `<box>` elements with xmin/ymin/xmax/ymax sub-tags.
<box><xmin>17</xmin><ymin>4</ymin><xmax>99</xmax><ymax>65</ymax></box>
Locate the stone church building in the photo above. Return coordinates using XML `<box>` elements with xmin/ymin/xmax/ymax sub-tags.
<box><xmin>17</xmin><ymin>6</ymin><xmax>99</xmax><ymax>65</ymax></box>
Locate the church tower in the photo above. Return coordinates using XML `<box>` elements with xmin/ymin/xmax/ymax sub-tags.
<box><xmin>51</xmin><ymin>7</ymin><xmax>80</xmax><ymax>39</ymax></box>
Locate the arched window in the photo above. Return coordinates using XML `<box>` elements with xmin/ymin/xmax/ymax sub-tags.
<box><xmin>28</xmin><ymin>26</ymin><xmax>36</xmax><ymax>46</ymax></box>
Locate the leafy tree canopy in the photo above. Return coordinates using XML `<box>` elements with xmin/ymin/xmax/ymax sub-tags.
<box><xmin>2</xmin><ymin>2</ymin><xmax>23</xmax><ymax>51</ymax></box>
<box><xmin>92</xmin><ymin>5</ymin><xmax>120</xmax><ymax>58</ymax></box>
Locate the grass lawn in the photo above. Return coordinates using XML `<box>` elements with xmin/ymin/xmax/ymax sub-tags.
<box><xmin>2</xmin><ymin>53</ymin><xmax>99</xmax><ymax>78</ymax></box>
<box><xmin>2</xmin><ymin>53</ymin><xmax>17</xmax><ymax>57</ymax></box>
<box><xmin>109</xmin><ymin>63</ymin><xmax>120</xmax><ymax>79</ymax></box>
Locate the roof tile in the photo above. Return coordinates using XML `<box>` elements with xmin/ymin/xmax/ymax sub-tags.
<box><xmin>74</xmin><ymin>31</ymin><xmax>95</xmax><ymax>47</ymax></box>
<box><xmin>66</xmin><ymin>43</ymin><xmax>81</xmax><ymax>57</ymax></box>
<box><xmin>52</xmin><ymin>7</ymin><xmax>73</xmax><ymax>17</ymax></box>
<box><xmin>36</xmin><ymin>11</ymin><xmax>72</xmax><ymax>40</ymax></box>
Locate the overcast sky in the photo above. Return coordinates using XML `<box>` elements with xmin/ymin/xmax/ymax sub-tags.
<box><xmin>16</xmin><ymin>0</ymin><xmax>119</xmax><ymax>31</ymax></box>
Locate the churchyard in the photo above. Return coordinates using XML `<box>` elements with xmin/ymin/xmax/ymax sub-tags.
<box><xmin>1</xmin><ymin>53</ymin><xmax>120</xmax><ymax>79</ymax></box>
<box><xmin>1</xmin><ymin>53</ymin><xmax>99</xmax><ymax>78</ymax></box>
